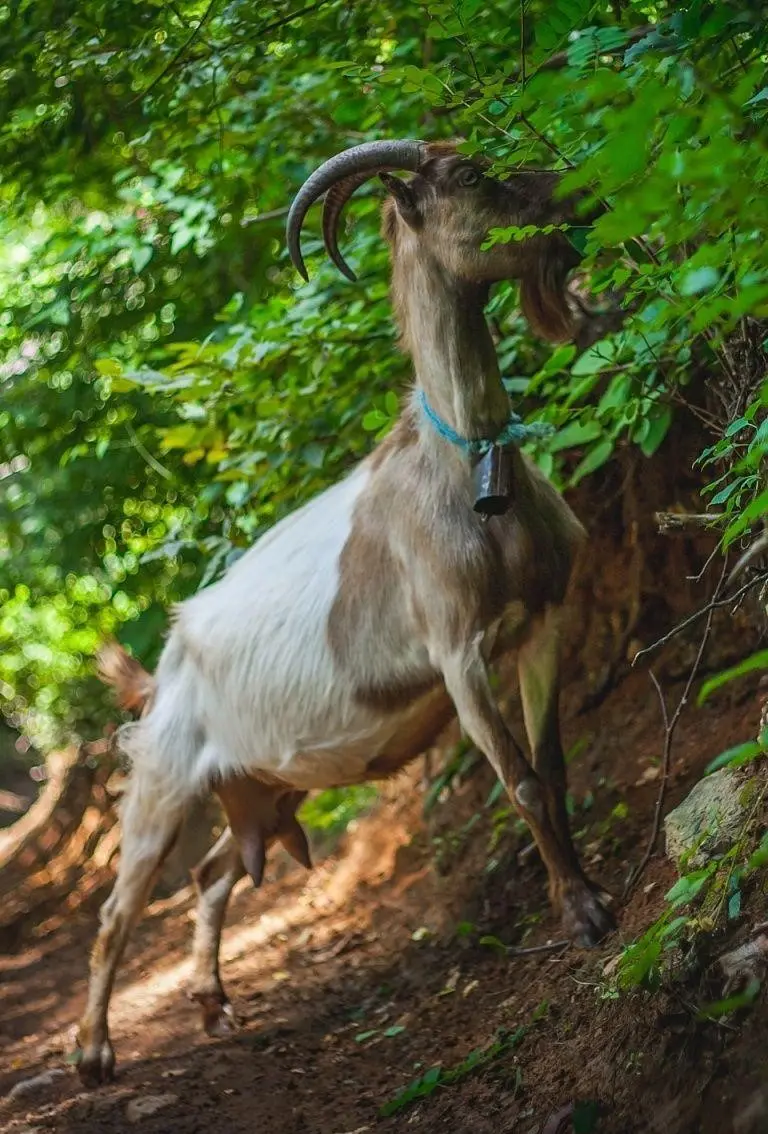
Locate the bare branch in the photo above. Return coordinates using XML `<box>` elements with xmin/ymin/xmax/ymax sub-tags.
<box><xmin>631</xmin><ymin>574</ymin><xmax>766</xmax><ymax>665</ymax></box>
<box><xmin>132</xmin><ymin>0</ymin><xmax>219</xmax><ymax>105</ymax></box>
<box><xmin>655</xmin><ymin>511</ymin><xmax>725</xmax><ymax>534</ymax></box>
<box><xmin>625</xmin><ymin>559</ymin><xmax>729</xmax><ymax>896</ymax></box>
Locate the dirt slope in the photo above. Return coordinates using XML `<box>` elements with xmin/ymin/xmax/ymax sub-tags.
<box><xmin>1</xmin><ymin>439</ymin><xmax>766</xmax><ymax>1133</ymax></box>
<box><xmin>1</xmin><ymin>660</ymin><xmax>766</xmax><ymax>1134</ymax></box>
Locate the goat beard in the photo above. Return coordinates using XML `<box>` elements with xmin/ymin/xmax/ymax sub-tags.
<box><xmin>519</xmin><ymin>244</ymin><xmax>579</xmax><ymax>343</ymax></box>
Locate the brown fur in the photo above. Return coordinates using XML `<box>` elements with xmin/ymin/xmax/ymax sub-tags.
<box><xmin>214</xmin><ymin>776</ymin><xmax>310</xmax><ymax>886</ymax></box>
<box><xmin>364</xmin><ymin>687</ymin><xmax>456</xmax><ymax>778</ymax></box>
<box><xmin>382</xmin><ymin>147</ymin><xmax>580</xmax><ymax>345</ymax></box>
<box><xmin>97</xmin><ymin>641</ymin><xmax>154</xmax><ymax>715</ymax></box>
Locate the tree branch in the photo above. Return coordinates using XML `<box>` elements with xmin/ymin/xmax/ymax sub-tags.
<box><xmin>655</xmin><ymin>511</ymin><xmax>725</xmax><ymax>534</ymax></box>
<box><xmin>132</xmin><ymin>0</ymin><xmax>219</xmax><ymax>104</ymax></box>
<box><xmin>625</xmin><ymin>559</ymin><xmax>729</xmax><ymax>896</ymax></box>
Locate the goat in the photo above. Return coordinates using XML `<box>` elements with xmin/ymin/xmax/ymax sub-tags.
<box><xmin>75</xmin><ymin>139</ymin><xmax>614</xmax><ymax>1086</ymax></box>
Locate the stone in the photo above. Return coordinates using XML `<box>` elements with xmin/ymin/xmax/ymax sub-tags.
<box><xmin>7</xmin><ymin>1069</ymin><xmax>65</xmax><ymax>1102</ymax></box>
<box><xmin>126</xmin><ymin>1093</ymin><xmax>179</xmax><ymax>1122</ymax></box>
<box><xmin>664</xmin><ymin>768</ymin><xmax>747</xmax><ymax>869</ymax></box>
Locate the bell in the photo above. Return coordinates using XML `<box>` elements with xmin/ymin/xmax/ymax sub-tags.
<box><xmin>472</xmin><ymin>445</ymin><xmax>514</xmax><ymax>518</ymax></box>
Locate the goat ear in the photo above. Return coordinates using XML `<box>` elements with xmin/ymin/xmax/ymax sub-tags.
<box><xmin>380</xmin><ymin>173</ymin><xmax>420</xmax><ymax>229</ymax></box>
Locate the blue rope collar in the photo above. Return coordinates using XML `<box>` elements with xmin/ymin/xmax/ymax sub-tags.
<box><xmin>416</xmin><ymin>388</ymin><xmax>553</xmax><ymax>456</ymax></box>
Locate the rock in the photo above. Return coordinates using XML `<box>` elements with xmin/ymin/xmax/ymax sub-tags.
<box><xmin>126</xmin><ymin>1093</ymin><xmax>178</xmax><ymax>1122</ymax></box>
<box><xmin>664</xmin><ymin>769</ymin><xmax>747</xmax><ymax>869</ymax></box>
<box><xmin>7</xmin><ymin>1069</ymin><xmax>65</xmax><ymax>1102</ymax></box>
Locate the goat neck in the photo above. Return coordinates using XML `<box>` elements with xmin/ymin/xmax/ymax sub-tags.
<box><xmin>393</xmin><ymin>248</ymin><xmax>509</xmax><ymax>451</ymax></box>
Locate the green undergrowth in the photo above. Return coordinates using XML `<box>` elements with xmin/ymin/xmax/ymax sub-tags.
<box><xmin>299</xmin><ymin>784</ymin><xmax>379</xmax><ymax>842</ymax></box>
<box><xmin>605</xmin><ymin>738</ymin><xmax>768</xmax><ymax>1002</ymax></box>
<box><xmin>379</xmin><ymin>1000</ymin><xmax>549</xmax><ymax>1118</ymax></box>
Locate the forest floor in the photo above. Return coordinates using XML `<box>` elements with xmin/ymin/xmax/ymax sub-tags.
<box><xmin>1</xmin><ymin>655</ymin><xmax>766</xmax><ymax>1134</ymax></box>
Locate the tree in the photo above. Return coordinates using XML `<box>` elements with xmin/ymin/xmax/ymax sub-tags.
<box><xmin>0</xmin><ymin>0</ymin><xmax>766</xmax><ymax>745</ymax></box>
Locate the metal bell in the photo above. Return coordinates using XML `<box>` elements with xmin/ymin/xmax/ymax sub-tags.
<box><xmin>472</xmin><ymin>445</ymin><xmax>514</xmax><ymax>519</ymax></box>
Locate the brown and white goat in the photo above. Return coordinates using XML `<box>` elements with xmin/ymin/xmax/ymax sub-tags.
<box><xmin>75</xmin><ymin>139</ymin><xmax>614</xmax><ymax>1086</ymax></box>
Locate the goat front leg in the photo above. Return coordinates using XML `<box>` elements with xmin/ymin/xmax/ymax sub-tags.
<box><xmin>188</xmin><ymin>828</ymin><xmax>245</xmax><ymax>1036</ymax></box>
<box><xmin>517</xmin><ymin>606</ymin><xmax>584</xmax><ymax>871</ymax></box>
<box><xmin>76</xmin><ymin>781</ymin><xmax>184</xmax><ymax>1086</ymax></box>
<box><xmin>441</xmin><ymin>640</ymin><xmax>614</xmax><ymax>946</ymax></box>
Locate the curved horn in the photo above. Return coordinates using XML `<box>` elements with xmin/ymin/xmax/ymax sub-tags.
<box><xmin>322</xmin><ymin>172</ymin><xmax>378</xmax><ymax>282</ymax></box>
<box><xmin>286</xmin><ymin>140</ymin><xmax>425</xmax><ymax>280</ymax></box>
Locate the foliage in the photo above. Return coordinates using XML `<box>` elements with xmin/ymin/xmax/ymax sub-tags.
<box><xmin>379</xmin><ymin>1021</ymin><xmax>529</xmax><ymax>1116</ymax></box>
<box><xmin>608</xmin><ymin>775</ymin><xmax>767</xmax><ymax>995</ymax></box>
<box><xmin>299</xmin><ymin>784</ymin><xmax>378</xmax><ymax>838</ymax></box>
<box><xmin>698</xmin><ymin>651</ymin><xmax>768</xmax><ymax>706</ymax></box>
<box><xmin>0</xmin><ymin>0</ymin><xmax>767</xmax><ymax>750</ymax></box>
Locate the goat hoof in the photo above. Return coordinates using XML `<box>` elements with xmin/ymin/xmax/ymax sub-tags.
<box><xmin>190</xmin><ymin>992</ymin><xmax>238</xmax><ymax>1037</ymax></box>
<box><xmin>74</xmin><ymin>1040</ymin><xmax>116</xmax><ymax>1087</ymax></box>
<box><xmin>560</xmin><ymin>882</ymin><xmax>615</xmax><ymax>947</ymax></box>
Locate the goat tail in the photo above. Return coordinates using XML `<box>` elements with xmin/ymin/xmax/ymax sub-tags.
<box><xmin>97</xmin><ymin>641</ymin><xmax>155</xmax><ymax>715</ymax></box>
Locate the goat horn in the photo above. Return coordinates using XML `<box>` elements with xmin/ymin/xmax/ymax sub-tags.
<box><xmin>286</xmin><ymin>139</ymin><xmax>425</xmax><ymax>281</ymax></box>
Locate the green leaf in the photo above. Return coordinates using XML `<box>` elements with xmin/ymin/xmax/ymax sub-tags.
<box><xmin>549</xmin><ymin>420</ymin><xmax>604</xmax><ymax>452</ymax></box>
<box><xmin>478</xmin><ymin>934</ymin><xmax>508</xmax><ymax>955</ymax></box>
<box><xmin>665</xmin><ymin>869</ymin><xmax>713</xmax><ymax>907</ymax></box>
<box><xmin>698</xmin><ymin>651</ymin><xmax>768</xmax><ymax>704</ymax></box>
<box><xmin>744</xmin><ymin>87</ymin><xmax>768</xmax><ymax>107</ymax></box>
<box><xmin>679</xmin><ymin>267</ymin><xmax>720</xmax><ymax>295</ymax></box>
<box><xmin>571</xmin><ymin>438</ymin><xmax>614</xmax><ymax>483</ymax></box>
<box><xmin>94</xmin><ymin>358</ymin><xmax>122</xmax><ymax>377</ymax></box>
<box><xmin>131</xmin><ymin>244</ymin><xmax>153</xmax><ymax>273</ymax></box>
<box><xmin>698</xmin><ymin>978</ymin><xmax>761</xmax><ymax>1020</ymax></box>
<box><xmin>570</xmin><ymin>341</ymin><xmax>616</xmax><ymax>376</ymax></box>
<box><xmin>639</xmin><ymin>406</ymin><xmax>672</xmax><ymax>457</ymax></box>
<box><xmin>362</xmin><ymin>410</ymin><xmax>388</xmax><ymax>431</ymax></box>
<box><xmin>704</xmin><ymin>740</ymin><xmax>764</xmax><ymax>775</ymax></box>
<box><xmin>724</xmin><ymin>490</ymin><xmax>768</xmax><ymax>546</ymax></box>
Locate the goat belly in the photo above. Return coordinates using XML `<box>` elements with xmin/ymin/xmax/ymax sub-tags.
<box><xmin>250</xmin><ymin>683</ymin><xmax>455</xmax><ymax>789</ymax></box>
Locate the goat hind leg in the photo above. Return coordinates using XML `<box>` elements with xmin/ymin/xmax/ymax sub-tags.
<box><xmin>188</xmin><ymin>828</ymin><xmax>245</xmax><ymax>1036</ymax></box>
<box><xmin>76</xmin><ymin>780</ymin><xmax>184</xmax><ymax>1086</ymax></box>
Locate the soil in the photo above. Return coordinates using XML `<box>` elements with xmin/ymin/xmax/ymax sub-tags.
<box><xmin>1</xmin><ymin>442</ymin><xmax>767</xmax><ymax>1134</ymax></box>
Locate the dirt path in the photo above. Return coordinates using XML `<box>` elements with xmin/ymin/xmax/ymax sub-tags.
<box><xmin>1</xmin><ymin>668</ymin><xmax>766</xmax><ymax>1134</ymax></box>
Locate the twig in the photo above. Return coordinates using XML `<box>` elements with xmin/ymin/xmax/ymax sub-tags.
<box><xmin>727</xmin><ymin>530</ymin><xmax>768</xmax><ymax>588</ymax></box>
<box><xmin>687</xmin><ymin>544</ymin><xmax>721</xmax><ymax>583</ymax></box>
<box><xmin>506</xmin><ymin>939</ymin><xmax>570</xmax><ymax>957</ymax></box>
<box><xmin>519</xmin><ymin>1</ymin><xmax>527</xmax><ymax>90</ymax></box>
<box><xmin>655</xmin><ymin>511</ymin><xmax>724</xmax><ymax>534</ymax></box>
<box><xmin>133</xmin><ymin>0</ymin><xmax>331</xmax><ymax>104</ymax></box>
<box><xmin>519</xmin><ymin>113</ymin><xmax>575</xmax><ymax>166</ymax></box>
<box><xmin>132</xmin><ymin>0</ymin><xmax>219</xmax><ymax>104</ymax></box>
<box><xmin>524</xmin><ymin>23</ymin><xmax>653</xmax><ymax>84</ymax></box>
<box><xmin>238</xmin><ymin>0</ymin><xmax>333</xmax><ymax>46</ymax></box>
<box><xmin>434</xmin><ymin>24</ymin><xmax>653</xmax><ymax>117</ymax></box>
<box><xmin>124</xmin><ymin>422</ymin><xmax>173</xmax><ymax>481</ymax></box>
<box><xmin>240</xmin><ymin>206</ymin><xmax>291</xmax><ymax>226</ymax></box>
<box><xmin>625</xmin><ymin>560</ymin><xmax>729</xmax><ymax>896</ymax></box>
<box><xmin>631</xmin><ymin>574</ymin><xmax>765</xmax><ymax>665</ymax></box>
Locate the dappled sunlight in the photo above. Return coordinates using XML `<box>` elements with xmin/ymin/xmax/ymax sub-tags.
<box><xmin>107</xmin><ymin>795</ymin><xmax>417</xmax><ymax>1035</ymax></box>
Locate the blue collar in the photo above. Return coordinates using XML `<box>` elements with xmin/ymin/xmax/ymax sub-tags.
<box><xmin>416</xmin><ymin>388</ymin><xmax>553</xmax><ymax>456</ymax></box>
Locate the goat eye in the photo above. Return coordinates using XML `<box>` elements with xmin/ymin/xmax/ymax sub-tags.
<box><xmin>457</xmin><ymin>166</ymin><xmax>481</xmax><ymax>187</ymax></box>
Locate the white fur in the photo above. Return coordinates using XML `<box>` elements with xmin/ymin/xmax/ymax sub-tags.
<box><xmin>121</xmin><ymin>460</ymin><xmax>438</xmax><ymax>801</ymax></box>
